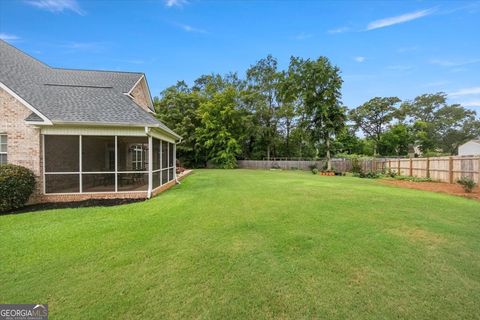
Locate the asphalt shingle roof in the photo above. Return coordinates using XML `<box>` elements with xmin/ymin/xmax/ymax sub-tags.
<box><xmin>0</xmin><ymin>40</ymin><xmax>180</xmax><ymax>138</ymax></box>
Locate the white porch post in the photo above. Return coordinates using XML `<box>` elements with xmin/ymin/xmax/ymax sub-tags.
<box><xmin>147</xmin><ymin>135</ymin><xmax>153</xmax><ymax>198</ymax></box>
<box><xmin>174</xmin><ymin>143</ymin><xmax>177</xmax><ymax>180</ymax></box>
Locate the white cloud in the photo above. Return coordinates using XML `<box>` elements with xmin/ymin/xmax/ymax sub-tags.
<box><xmin>430</xmin><ymin>58</ymin><xmax>480</xmax><ymax>67</ymax></box>
<box><xmin>0</xmin><ymin>33</ymin><xmax>20</xmax><ymax>42</ymax></box>
<box><xmin>354</xmin><ymin>56</ymin><xmax>366</xmax><ymax>63</ymax></box>
<box><xmin>24</xmin><ymin>0</ymin><xmax>84</xmax><ymax>15</ymax></box>
<box><xmin>178</xmin><ymin>23</ymin><xmax>207</xmax><ymax>33</ymax></box>
<box><xmin>461</xmin><ymin>100</ymin><xmax>480</xmax><ymax>107</ymax></box>
<box><xmin>366</xmin><ymin>9</ymin><xmax>434</xmax><ymax>31</ymax></box>
<box><xmin>327</xmin><ymin>27</ymin><xmax>350</xmax><ymax>34</ymax></box>
<box><xmin>449</xmin><ymin>87</ymin><xmax>480</xmax><ymax>96</ymax></box>
<box><xmin>294</xmin><ymin>32</ymin><xmax>313</xmax><ymax>40</ymax></box>
<box><xmin>165</xmin><ymin>0</ymin><xmax>188</xmax><ymax>7</ymax></box>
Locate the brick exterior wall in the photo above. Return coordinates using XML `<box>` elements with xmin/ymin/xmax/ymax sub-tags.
<box><xmin>0</xmin><ymin>87</ymin><xmax>43</xmax><ymax>202</ymax></box>
<box><xmin>130</xmin><ymin>78</ymin><xmax>152</xmax><ymax>113</ymax></box>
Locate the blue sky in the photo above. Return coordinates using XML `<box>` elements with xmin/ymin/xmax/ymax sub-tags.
<box><xmin>1</xmin><ymin>0</ymin><xmax>480</xmax><ymax>110</ymax></box>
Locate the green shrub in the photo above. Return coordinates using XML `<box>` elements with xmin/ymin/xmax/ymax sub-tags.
<box><xmin>385</xmin><ymin>169</ymin><xmax>397</xmax><ymax>178</ymax></box>
<box><xmin>351</xmin><ymin>157</ymin><xmax>362</xmax><ymax>174</ymax></box>
<box><xmin>0</xmin><ymin>164</ymin><xmax>36</xmax><ymax>212</ymax></box>
<box><xmin>312</xmin><ymin>168</ymin><xmax>319</xmax><ymax>175</ymax></box>
<box><xmin>457</xmin><ymin>176</ymin><xmax>477</xmax><ymax>193</ymax></box>
<box><xmin>354</xmin><ymin>171</ymin><xmax>381</xmax><ymax>179</ymax></box>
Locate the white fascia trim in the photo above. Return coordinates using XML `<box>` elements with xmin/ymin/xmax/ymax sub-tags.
<box><xmin>0</xmin><ymin>82</ymin><xmax>53</xmax><ymax>125</ymax></box>
<box><xmin>127</xmin><ymin>75</ymin><xmax>155</xmax><ymax>112</ymax></box>
<box><xmin>146</xmin><ymin>127</ymin><xmax>180</xmax><ymax>143</ymax></box>
<box><xmin>142</xmin><ymin>75</ymin><xmax>155</xmax><ymax>111</ymax></box>
<box><xmin>23</xmin><ymin>121</ymin><xmax>51</xmax><ymax>126</ymax></box>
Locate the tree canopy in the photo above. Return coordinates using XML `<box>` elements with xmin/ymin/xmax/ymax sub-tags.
<box><xmin>154</xmin><ymin>55</ymin><xmax>480</xmax><ymax>168</ymax></box>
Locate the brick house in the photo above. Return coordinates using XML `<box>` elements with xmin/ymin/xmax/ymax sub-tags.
<box><xmin>0</xmin><ymin>40</ymin><xmax>181</xmax><ymax>203</ymax></box>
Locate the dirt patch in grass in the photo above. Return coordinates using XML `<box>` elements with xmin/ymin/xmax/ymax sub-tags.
<box><xmin>389</xmin><ymin>227</ymin><xmax>446</xmax><ymax>247</ymax></box>
<box><xmin>380</xmin><ymin>179</ymin><xmax>480</xmax><ymax>200</ymax></box>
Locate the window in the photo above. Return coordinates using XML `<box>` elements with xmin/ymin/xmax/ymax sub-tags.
<box><xmin>0</xmin><ymin>134</ymin><xmax>7</xmax><ymax>165</ymax></box>
<box><xmin>131</xmin><ymin>144</ymin><xmax>145</xmax><ymax>170</ymax></box>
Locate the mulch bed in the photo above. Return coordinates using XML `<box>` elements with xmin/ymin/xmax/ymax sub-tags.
<box><xmin>2</xmin><ymin>198</ymin><xmax>146</xmax><ymax>215</ymax></box>
<box><xmin>380</xmin><ymin>179</ymin><xmax>480</xmax><ymax>200</ymax></box>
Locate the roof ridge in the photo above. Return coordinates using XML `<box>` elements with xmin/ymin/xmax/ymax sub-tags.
<box><xmin>0</xmin><ymin>39</ymin><xmax>50</xmax><ymax>68</ymax></box>
<box><xmin>52</xmin><ymin>67</ymin><xmax>144</xmax><ymax>75</ymax></box>
<box><xmin>44</xmin><ymin>83</ymin><xmax>114</xmax><ymax>89</ymax></box>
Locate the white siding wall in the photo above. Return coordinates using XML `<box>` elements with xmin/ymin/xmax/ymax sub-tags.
<box><xmin>458</xmin><ymin>141</ymin><xmax>480</xmax><ymax>156</ymax></box>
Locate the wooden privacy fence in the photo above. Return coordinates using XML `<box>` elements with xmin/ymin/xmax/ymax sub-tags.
<box><xmin>237</xmin><ymin>156</ymin><xmax>480</xmax><ymax>184</ymax></box>
<box><xmin>237</xmin><ymin>158</ymin><xmax>386</xmax><ymax>172</ymax></box>
<box><xmin>385</xmin><ymin>156</ymin><xmax>480</xmax><ymax>184</ymax></box>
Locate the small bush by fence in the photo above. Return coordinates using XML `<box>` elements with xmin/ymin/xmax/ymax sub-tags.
<box><xmin>237</xmin><ymin>156</ymin><xmax>480</xmax><ymax>184</ymax></box>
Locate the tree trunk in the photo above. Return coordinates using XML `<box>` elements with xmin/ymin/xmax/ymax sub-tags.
<box><xmin>286</xmin><ymin>119</ymin><xmax>291</xmax><ymax>158</ymax></box>
<box><xmin>326</xmin><ymin>135</ymin><xmax>332</xmax><ymax>171</ymax></box>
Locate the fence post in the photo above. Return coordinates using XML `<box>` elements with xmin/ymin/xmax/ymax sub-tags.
<box><xmin>397</xmin><ymin>159</ymin><xmax>401</xmax><ymax>175</ymax></box>
<box><xmin>409</xmin><ymin>158</ymin><xmax>413</xmax><ymax>176</ymax></box>
<box><xmin>449</xmin><ymin>156</ymin><xmax>454</xmax><ymax>183</ymax></box>
<box><xmin>426</xmin><ymin>157</ymin><xmax>430</xmax><ymax>178</ymax></box>
<box><xmin>478</xmin><ymin>156</ymin><xmax>480</xmax><ymax>184</ymax></box>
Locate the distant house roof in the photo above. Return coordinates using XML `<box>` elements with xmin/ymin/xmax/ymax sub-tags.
<box><xmin>0</xmin><ymin>40</ymin><xmax>180</xmax><ymax>139</ymax></box>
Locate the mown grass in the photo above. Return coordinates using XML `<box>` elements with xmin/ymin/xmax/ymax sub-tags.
<box><xmin>1</xmin><ymin>169</ymin><xmax>479</xmax><ymax>319</ymax></box>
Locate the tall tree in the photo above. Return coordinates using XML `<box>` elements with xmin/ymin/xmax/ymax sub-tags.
<box><xmin>400</xmin><ymin>93</ymin><xmax>480</xmax><ymax>154</ymax></box>
<box><xmin>155</xmin><ymin>81</ymin><xmax>205</xmax><ymax>167</ymax></box>
<box><xmin>246</xmin><ymin>55</ymin><xmax>283</xmax><ymax>160</ymax></box>
<box><xmin>349</xmin><ymin>97</ymin><xmax>401</xmax><ymax>155</ymax></box>
<box><xmin>196</xmin><ymin>84</ymin><xmax>249</xmax><ymax>168</ymax></box>
<box><xmin>297</xmin><ymin>57</ymin><xmax>345</xmax><ymax>169</ymax></box>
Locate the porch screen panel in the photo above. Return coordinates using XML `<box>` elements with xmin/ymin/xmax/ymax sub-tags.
<box><xmin>117</xmin><ymin>136</ymin><xmax>148</xmax><ymax>191</ymax></box>
<box><xmin>117</xmin><ymin>137</ymin><xmax>149</xmax><ymax>172</ymax></box>
<box><xmin>82</xmin><ymin>136</ymin><xmax>115</xmax><ymax>172</ymax></box>
<box><xmin>152</xmin><ymin>138</ymin><xmax>161</xmax><ymax>171</ymax></box>
<box><xmin>45</xmin><ymin>174</ymin><xmax>79</xmax><ymax>193</ymax></box>
<box><xmin>44</xmin><ymin>135</ymin><xmax>79</xmax><ymax>172</ymax></box>
<box><xmin>152</xmin><ymin>171</ymin><xmax>161</xmax><ymax>189</ymax></box>
<box><xmin>168</xmin><ymin>143</ymin><xmax>174</xmax><ymax>167</ymax></box>
<box><xmin>117</xmin><ymin>173</ymin><xmax>148</xmax><ymax>191</ymax></box>
<box><xmin>82</xmin><ymin>174</ymin><xmax>115</xmax><ymax>192</ymax></box>
<box><xmin>44</xmin><ymin>135</ymin><xmax>80</xmax><ymax>194</ymax></box>
<box><xmin>161</xmin><ymin>169</ymin><xmax>169</xmax><ymax>185</ymax></box>
<box><xmin>161</xmin><ymin>140</ymin><xmax>168</xmax><ymax>169</ymax></box>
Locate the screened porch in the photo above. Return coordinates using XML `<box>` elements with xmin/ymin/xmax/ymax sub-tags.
<box><xmin>43</xmin><ymin>134</ymin><xmax>176</xmax><ymax>195</ymax></box>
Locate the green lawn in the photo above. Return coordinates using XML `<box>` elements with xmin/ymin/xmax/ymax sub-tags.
<box><xmin>1</xmin><ymin>170</ymin><xmax>479</xmax><ymax>319</ymax></box>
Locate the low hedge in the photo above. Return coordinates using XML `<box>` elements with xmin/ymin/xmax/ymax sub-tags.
<box><xmin>0</xmin><ymin>164</ymin><xmax>36</xmax><ymax>212</ymax></box>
